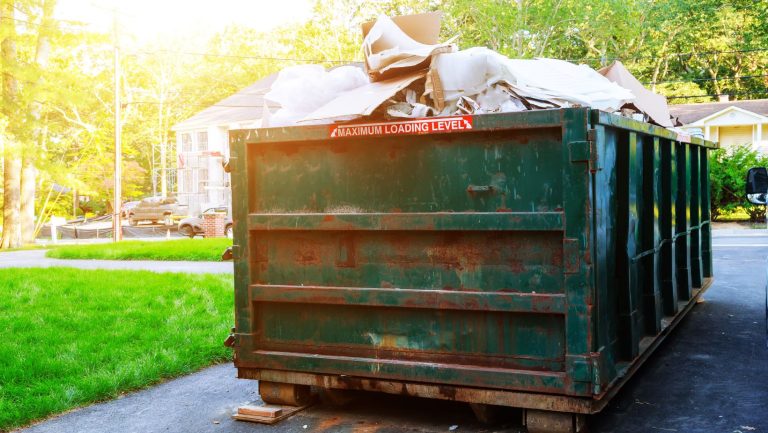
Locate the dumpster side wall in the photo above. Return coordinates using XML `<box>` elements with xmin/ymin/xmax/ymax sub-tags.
<box><xmin>590</xmin><ymin>111</ymin><xmax>714</xmax><ymax>394</ymax></box>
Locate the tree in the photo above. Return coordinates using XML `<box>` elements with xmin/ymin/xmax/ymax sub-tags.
<box><xmin>21</xmin><ymin>0</ymin><xmax>56</xmax><ymax>243</ymax></box>
<box><xmin>1</xmin><ymin>0</ymin><xmax>22</xmax><ymax>248</ymax></box>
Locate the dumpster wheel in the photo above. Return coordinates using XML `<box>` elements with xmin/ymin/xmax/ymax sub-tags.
<box><xmin>258</xmin><ymin>381</ymin><xmax>313</xmax><ymax>406</ymax></box>
<box><xmin>525</xmin><ymin>409</ymin><xmax>586</xmax><ymax>433</ymax></box>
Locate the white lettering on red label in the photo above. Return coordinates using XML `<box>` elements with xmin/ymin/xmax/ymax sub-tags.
<box><xmin>329</xmin><ymin>116</ymin><xmax>474</xmax><ymax>138</ymax></box>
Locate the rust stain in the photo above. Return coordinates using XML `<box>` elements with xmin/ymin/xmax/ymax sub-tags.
<box><xmin>294</xmin><ymin>243</ymin><xmax>322</xmax><ymax>265</ymax></box>
<box><xmin>278</xmin><ymin>142</ymin><xmax>301</xmax><ymax>156</ymax></box>
<box><xmin>437</xmin><ymin>385</ymin><xmax>457</xmax><ymax>400</ymax></box>
<box><xmin>334</xmin><ymin>423</ymin><xmax>382</xmax><ymax>433</ymax></box>
<box><xmin>329</xmin><ymin>142</ymin><xmax>349</xmax><ymax>154</ymax></box>
<box><xmin>509</xmin><ymin>259</ymin><xmax>526</xmax><ymax>273</ymax></box>
<box><xmin>425</xmin><ymin>241</ymin><xmax>484</xmax><ymax>271</ymax></box>
<box><xmin>313</xmin><ymin>417</ymin><xmax>344</xmax><ymax>432</ymax></box>
<box><xmin>351</xmin><ymin>424</ymin><xmax>383</xmax><ymax>433</ymax></box>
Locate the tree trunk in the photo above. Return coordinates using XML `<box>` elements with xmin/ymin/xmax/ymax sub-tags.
<box><xmin>20</xmin><ymin>161</ymin><xmax>35</xmax><ymax>242</ymax></box>
<box><xmin>2</xmin><ymin>155</ymin><xmax>22</xmax><ymax>248</ymax></box>
<box><xmin>1</xmin><ymin>0</ymin><xmax>21</xmax><ymax>248</ymax></box>
<box><xmin>21</xmin><ymin>0</ymin><xmax>56</xmax><ymax>244</ymax></box>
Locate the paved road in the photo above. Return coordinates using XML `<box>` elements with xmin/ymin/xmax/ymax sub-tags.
<box><xmin>14</xmin><ymin>230</ymin><xmax>768</xmax><ymax>433</ymax></box>
<box><xmin>0</xmin><ymin>249</ymin><xmax>233</xmax><ymax>274</ymax></box>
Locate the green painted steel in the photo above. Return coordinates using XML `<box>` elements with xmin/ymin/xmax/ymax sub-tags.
<box><xmin>229</xmin><ymin>108</ymin><xmax>716</xmax><ymax>408</ymax></box>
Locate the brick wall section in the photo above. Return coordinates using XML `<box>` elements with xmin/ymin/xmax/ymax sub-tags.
<box><xmin>202</xmin><ymin>213</ymin><xmax>226</xmax><ymax>238</ymax></box>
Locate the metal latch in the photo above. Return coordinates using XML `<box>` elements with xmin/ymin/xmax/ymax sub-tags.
<box><xmin>221</xmin><ymin>245</ymin><xmax>240</xmax><ymax>261</ymax></box>
<box><xmin>223</xmin><ymin>327</ymin><xmax>236</xmax><ymax>348</ymax></box>
<box><xmin>221</xmin><ymin>246</ymin><xmax>233</xmax><ymax>261</ymax></box>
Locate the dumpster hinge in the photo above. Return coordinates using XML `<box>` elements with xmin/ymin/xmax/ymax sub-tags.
<box><xmin>587</xmin><ymin>128</ymin><xmax>599</xmax><ymax>173</ymax></box>
<box><xmin>568</xmin><ymin>129</ymin><xmax>598</xmax><ymax>173</ymax></box>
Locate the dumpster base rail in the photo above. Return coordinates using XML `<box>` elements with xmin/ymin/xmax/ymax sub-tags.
<box><xmin>237</xmin><ymin>277</ymin><xmax>713</xmax><ymax>418</ymax></box>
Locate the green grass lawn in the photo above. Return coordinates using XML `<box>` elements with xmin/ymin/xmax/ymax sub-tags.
<box><xmin>0</xmin><ymin>268</ymin><xmax>233</xmax><ymax>431</ymax></box>
<box><xmin>44</xmin><ymin>238</ymin><xmax>233</xmax><ymax>261</ymax></box>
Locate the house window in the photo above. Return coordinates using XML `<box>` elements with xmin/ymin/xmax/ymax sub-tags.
<box><xmin>182</xmin><ymin>169</ymin><xmax>194</xmax><ymax>193</ymax></box>
<box><xmin>197</xmin><ymin>131</ymin><xmax>208</xmax><ymax>152</ymax></box>
<box><xmin>198</xmin><ymin>168</ymin><xmax>209</xmax><ymax>192</ymax></box>
<box><xmin>186</xmin><ymin>155</ymin><xmax>199</xmax><ymax>168</ymax></box>
<box><xmin>181</xmin><ymin>133</ymin><xmax>192</xmax><ymax>152</ymax></box>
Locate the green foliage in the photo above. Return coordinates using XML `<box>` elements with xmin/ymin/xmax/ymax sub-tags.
<box><xmin>4</xmin><ymin>0</ymin><xmax>768</xmax><ymax>228</ymax></box>
<box><xmin>0</xmin><ymin>268</ymin><xmax>233</xmax><ymax>430</ymax></box>
<box><xmin>709</xmin><ymin>145</ymin><xmax>768</xmax><ymax>221</ymax></box>
<box><xmin>45</xmin><ymin>237</ymin><xmax>233</xmax><ymax>261</ymax></box>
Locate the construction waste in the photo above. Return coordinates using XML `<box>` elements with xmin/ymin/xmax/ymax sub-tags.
<box><xmin>263</xmin><ymin>12</ymin><xmax>673</xmax><ymax>128</ymax></box>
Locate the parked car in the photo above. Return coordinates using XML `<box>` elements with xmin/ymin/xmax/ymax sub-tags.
<box><xmin>126</xmin><ymin>197</ymin><xmax>180</xmax><ymax>226</ymax></box>
<box><xmin>121</xmin><ymin>201</ymin><xmax>139</xmax><ymax>219</ymax></box>
<box><xmin>746</xmin><ymin>167</ymin><xmax>768</xmax><ymax>206</ymax></box>
<box><xmin>178</xmin><ymin>206</ymin><xmax>233</xmax><ymax>238</ymax></box>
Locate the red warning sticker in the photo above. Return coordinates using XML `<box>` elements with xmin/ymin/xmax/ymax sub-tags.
<box><xmin>329</xmin><ymin>116</ymin><xmax>474</xmax><ymax>139</ymax></box>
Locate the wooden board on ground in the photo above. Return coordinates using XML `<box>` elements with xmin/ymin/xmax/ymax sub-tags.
<box><xmin>233</xmin><ymin>403</ymin><xmax>311</xmax><ymax>425</ymax></box>
<box><xmin>238</xmin><ymin>404</ymin><xmax>283</xmax><ymax>418</ymax></box>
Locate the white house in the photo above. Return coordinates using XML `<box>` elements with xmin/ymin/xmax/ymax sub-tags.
<box><xmin>171</xmin><ymin>74</ymin><xmax>278</xmax><ymax>215</ymax></box>
<box><xmin>669</xmin><ymin>98</ymin><xmax>768</xmax><ymax>152</ymax></box>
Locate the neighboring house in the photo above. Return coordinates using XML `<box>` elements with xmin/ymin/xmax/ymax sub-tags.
<box><xmin>669</xmin><ymin>98</ymin><xmax>768</xmax><ymax>153</ymax></box>
<box><xmin>171</xmin><ymin>74</ymin><xmax>278</xmax><ymax>215</ymax></box>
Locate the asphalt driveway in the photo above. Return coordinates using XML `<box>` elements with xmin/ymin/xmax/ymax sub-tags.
<box><xmin>13</xmin><ymin>230</ymin><xmax>768</xmax><ymax>433</ymax></box>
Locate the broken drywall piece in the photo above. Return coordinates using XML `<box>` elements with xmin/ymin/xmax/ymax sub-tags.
<box><xmin>599</xmin><ymin>61</ymin><xmax>674</xmax><ymax>127</ymax></box>
<box><xmin>424</xmin><ymin>47</ymin><xmax>508</xmax><ymax>110</ymax></box>
<box><xmin>475</xmin><ymin>85</ymin><xmax>527</xmax><ymax>114</ymax></box>
<box><xmin>387</xmin><ymin>89</ymin><xmax>436</xmax><ymax>118</ymax></box>
<box><xmin>362</xmin><ymin>12</ymin><xmax>456</xmax><ymax>82</ymax></box>
<box><xmin>425</xmin><ymin>48</ymin><xmax>634</xmax><ymax>114</ymax></box>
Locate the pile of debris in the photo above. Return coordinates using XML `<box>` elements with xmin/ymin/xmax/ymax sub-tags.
<box><xmin>263</xmin><ymin>12</ymin><xmax>674</xmax><ymax>128</ymax></box>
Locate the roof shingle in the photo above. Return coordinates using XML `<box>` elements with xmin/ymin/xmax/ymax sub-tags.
<box><xmin>669</xmin><ymin>99</ymin><xmax>768</xmax><ymax>125</ymax></box>
<box><xmin>171</xmin><ymin>73</ymin><xmax>279</xmax><ymax>131</ymax></box>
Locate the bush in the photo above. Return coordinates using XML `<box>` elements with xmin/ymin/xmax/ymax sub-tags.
<box><xmin>710</xmin><ymin>144</ymin><xmax>768</xmax><ymax>221</ymax></box>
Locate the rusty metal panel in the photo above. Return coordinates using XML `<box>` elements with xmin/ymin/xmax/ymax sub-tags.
<box><xmin>229</xmin><ymin>108</ymin><xmax>716</xmax><ymax>412</ymax></box>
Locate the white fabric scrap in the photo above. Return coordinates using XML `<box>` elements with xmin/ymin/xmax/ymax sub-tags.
<box><xmin>264</xmin><ymin>65</ymin><xmax>369</xmax><ymax>127</ymax></box>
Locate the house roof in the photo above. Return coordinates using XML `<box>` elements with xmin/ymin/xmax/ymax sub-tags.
<box><xmin>669</xmin><ymin>99</ymin><xmax>768</xmax><ymax>125</ymax></box>
<box><xmin>171</xmin><ymin>73</ymin><xmax>279</xmax><ymax>131</ymax></box>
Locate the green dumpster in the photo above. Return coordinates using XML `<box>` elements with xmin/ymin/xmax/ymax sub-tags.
<box><xmin>228</xmin><ymin>108</ymin><xmax>716</xmax><ymax>432</ymax></box>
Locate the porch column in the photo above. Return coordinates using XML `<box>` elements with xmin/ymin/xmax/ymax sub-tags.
<box><xmin>704</xmin><ymin>125</ymin><xmax>710</xmax><ymax>140</ymax></box>
<box><xmin>757</xmin><ymin>123</ymin><xmax>763</xmax><ymax>147</ymax></box>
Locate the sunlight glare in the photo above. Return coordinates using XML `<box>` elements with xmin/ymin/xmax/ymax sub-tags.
<box><xmin>55</xmin><ymin>0</ymin><xmax>314</xmax><ymax>46</ymax></box>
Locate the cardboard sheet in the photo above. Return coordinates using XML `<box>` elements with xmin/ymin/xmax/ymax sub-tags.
<box><xmin>299</xmin><ymin>71</ymin><xmax>426</xmax><ymax>123</ymax></box>
<box><xmin>362</xmin><ymin>12</ymin><xmax>455</xmax><ymax>82</ymax></box>
<box><xmin>599</xmin><ymin>61</ymin><xmax>673</xmax><ymax>127</ymax></box>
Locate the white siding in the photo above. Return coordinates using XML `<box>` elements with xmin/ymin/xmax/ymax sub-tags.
<box><xmin>175</xmin><ymin>126</ymin><xmax>232</xmax><ymax>215</ymax></box>
<box><xmin>719</xmin><ymin>125</ymin><xmax>754</xmax><ymax>149</ymax></box>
